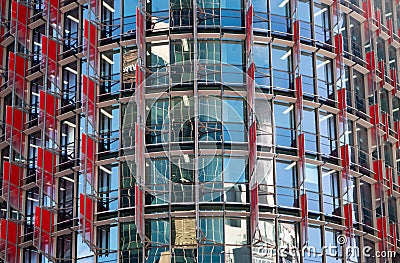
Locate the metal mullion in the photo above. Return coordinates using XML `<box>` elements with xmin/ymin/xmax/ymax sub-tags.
<box><xmin>193</xmin><ymin>0</ymin><xmax>201</xmax><ymax>259</ymax></box>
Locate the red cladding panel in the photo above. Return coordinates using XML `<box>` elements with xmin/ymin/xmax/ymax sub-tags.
<box><xmin>41</xmin><ymin>36</ymin><xmax>59</xmax><ymax>76</ymax></box>
<box><xmin>5</xmin><ymin>106</ymin><xmax>25</xmax><ymax>151</ymax></box>
<box><xmin>248</xmin><ymin>122</ymin><xmax>257</xmax><ymax>175</ymax></box>
<box><xmin>6</xmin><ymin>106</ymin><xmax>23</xmax><ymax>132</ymax></box>
<box><xmin>8</xmin><ymin>52</ymin><xmax>27</xmax><ymax>99</ymax></box>
<box><xmin>0</xmin><ymin>219</ymin><xmax>20</xmax><ymax>245</ymax></box>
<box><xmin>81</xmin><ymin>133</ymin><xmax>95</xmax><ymax>186</ymax></box>
<box><xmin>373</xmin><ymin>159</ymin><xmax>383</xmax><ymax>198</ymax></box>
<box><xmin>390</xmin><ymin>224</ymin><xmax>397</xmax><ymax>251</ymax></box>
<box><xmin>343</xmin><ymin>203</ymin><xmax>353</xmax><ymax>237</ymax></box>
<box><xmin>395</xmin><ymin>121</ymin><xmax>400</xmax><ymax>148</ymax></box>
<box><xmin>84</xmin><ymin>20</ymin><xmax>98</xmax><ymax>68</ymax></box>
<box><xmin>387</xmin><ymin>18</ymin><xmax>393</xmax><ymax>44</ymax></box>
<box><xmin>377</xmin><ymin>217</ymin><xmax>387</xmax><ymax>239</ymax></box>
<box><xmin>301</xmin><ymin>194</ymin><xmax>308</xmax><ymax>245</ymax></box>
<box><xmin>39</xmin><ymin>90</ymin><xmax>57</xmax><ymax>130</ymax></box>
<box><xmin>250</xmin><ymin>183</ymin><xmax>259</xmax><ymax>237</ymax></box>
<box><xmin>2</xmin><ymin>162</ymin><xmax>22</xmax><ymax>209</ymax></box>
<box><xmin>81</xmin><ymin>133</ymin><xmax>95</xmax><ymax>162</ymax></box>
<box><xmin>341</xmin><ymin>145</ymin><xmax>350</xmax><ymax>177</ymax></box>
<box><xmin>136</xmin><ymin>8</ymin><xmax>145</xmax><ymax>53</ymax></box>
<box><xmin>366</xmin><ymin>51</ymin><xmax>376</xmax><ymax>72</ymax></box>
<box><xmin>386</xmin><ymin>167</ymin><xmax>393</xmax><ymax>196</ymax></box>
<box><xmin>135</xmin><ymin>185</ymin><xmax>145</xmax><ymax>241</ymax></box>
<box><xmin>374</xmin><ymin>160</ymin><xmax>384</xmax><ymax>182</ymax></box>
<box><xmin>338</xmin><ymin>88</ymin><xmax>346</xmax><ymax>122</ymax></box>
<box><xmin>33</xmin><ymin>207</ymin><xmax>54</xmax><ymax>256</ymax></box>
<box><xmin>37</xmin><ymin>148</ymin><xmax>56</xmax><ymax>198</ymax></box>
<box><xmin>363</xmin><ymin>0</ymin><xmax>372</xmax><ymax>19</ymax></box>
<box><xmin>295</xmin><ymin>76</ymin><xmax>303</xmax><ymax>123</ymax></box>
<box><xmin>82</xmin><ymin>75</ymin><xmax>96</xmax><ymax>123</ymax></box>
<box><xmin>247</xmin><ymin>62</ymin><xmax>255</xmax><ymax>112</ymax></box>
<box><xmin>378</xmin><ymin>60</ymin><xmax>385</xmax><ymax>86</ymax></box>
<box><xmin>334</xmin><ymin>34</ymin><xmax>343</xmax><ymax>56</ymax></box>
<box><xmin>90</xmin><ymin>0</ymin><xmax>98</xmax><ymax>14</ymax></box>
<box><xmin>293</xmin><ymin>22</ymin><xmax>300</xmax><ymax>68</ymax></box>
<box><xmin>375</xmin><ymin>9</ymin><xmax>381</xmax><ymax>35</ymax></box>
<box><xmin>382</xmin><ymin>113</ymin><xmax>389</xmax><ymax>140</ymax></box>
<box><xmin>246</xmin><ymin>5</ymin><xmax>253</xmax><ymax>57</ymax></box>
<box><xmin>11</xmin><ymin>1</ymin><xmax>29</xmax><ymax>42</ymax></box>
<box><xmin>391</xmin><ymin>68</ymin><xmax>397</xmax><ymax>94</ymax></box>
<box><xmin>298</xmin><ymin>133</ymin><xmax>305</xmax><ymax>162</ymax></box>
<box><xmin>369</xmin><ymin>104</ymin><xmax>379</xmax><ymax>126</ymax></box>
<box><xmin>43</xmin><ymin>0</ymin><xmax>60</xmax><ymax>24</ymax></box>
<box><xmin>79</xmin><ymin>194</ymin><xmax>94</xmax><ymax>242</ymax></box>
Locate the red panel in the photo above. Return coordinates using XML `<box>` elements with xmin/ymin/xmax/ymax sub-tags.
<box><xmin>90</xmin><ymin>0</ymin><xmax>98</xmax><ymax>15</ymax></box>
<box><xmin>135</xmin><ymin>185</ymin><xmax>144</xmax><ymax>241</ymax></box>
<box><xmin>300</xmin><ymin>193</ymin><xmax>308</xmax><ymax>245</ymax></box>
<box><xmin>36</xmin><ymin>148</ymin><xmax>56</xmax><ymax>199</ymax></box>
<box><xmin>387</xmin><ymin>18</ymin><xmax>393</xmax><ymax>44</ymax></box>
<box><xmin>39</xmin><ymin>90</ymin><xmax>58</xmax><ymax>135</ymax></box>
<box><xmin>2</xmin><ymin>162</ymin><xmax>22</xmax><ymax>210</ymax></box>
<box><xmin>295</xmin><ymin>76</ymin><xmax>303</xmax><ymax>127</ymax></box>
<box><xmin>369</xmin><ymin>104</ymin><xmax>379</xmax><ymax>126</ymax></box>
<box><xmin>43</xmin><ymin>0</ymin><xmax>60</xmax><ymax>24</ymax></box>
<box><xmin>366</xmin><ymin>51</ymin><xmax>376</xmax><ymax>72</ymax></box>
<box><xmin>386</xmin><ymin>167</ymin><xmax>393</xmax><ymax>196</ymax></box>
<box><xmin>391</xmin><ymin>68</ymin><xmax>397</xmax><ymax>95</ymax></box>
<box><xmin>250</xmin><ymin>183</ymin><xmax>259</xmax><ymax>237</ymax></box>
<box><xmin>293</xmin><ymin>21</ymin><xmax>300</xmax><ymax>68</ymax></box>
<box><xmin>8</xmin><ymin>52</ymin><xmax>28</xmax><ymax>99</ymax></box>
<box><xmin>382</xmin><ymin>113</ymin><xmax>389</xmax><ymax>141</ymax></box>
<box><xmin>5</xmin><ymin>106</ymin><xmax>25</xmax><ymax>151</ymax></box>
<box><xmin>374</xmin><ymin>159</ymin><xmax>383</xmax><ymax>198</ymax></box>
<box><xmin>343</xmin><ymin>203</ymin><xmax>353</xmax><ymax>237</ymax></box>
<box><xmin>0</xmin><ymin>219</ymin><xmax>20</xmax><ymax>263</ymax></box>
<box><xmin>136</xmin><ymin>8</ymin><xmax>145</xmax><ymax>55</ymax></box>
<box><xmin>377</xmin><ymin>217</ymin><xmax>387</xmax><ymax>251</ymax></box>
<box><xmin>246</xmin><ymin>5</ymin><xmax>253</xmax><ymax>58</ymax></box>
<box><xmin>82</xmin><ymin>75</ymin><xmax>96</xmax><ymax>124</ymax></box>
<box><xmin>338</xmin><ymin>88</ymin><xmax>346</xmax><ymax>123</ymax></box>
<box><xmin>41</xmin><ymin>36</ymin><xmax>59</xmax><ymax>76</ymax></box>
<box><xmin>79</xmin><ymin>194</ymin><xmax>95</xmax><ymax>243</ymax></box>
<box><xmin>11</xmin><ymin>1</ymin><xmax>29</xmax><ymax>46</ymax></box>
<box><xmin>84</xmin><ymin>20</ymin><xmax>98</xmax><ymax>69</ymax></box>
<box><xmin>374</xmin><ymin>160</ymin><xmax>384</xmax><ymax>181</ymax></box>
<box><xmin>33</xmin><ymin>207</ymin><xmax>54</xmax><ymax>256</ymax></box>
<box><xmin>334</xmin><ymin>33</ymin><xmax>343</xmax><ymax>57</ymax></box>
<box><xmin>390</xmin><ymin>224</ymin><xmax>397</xmax><ymax>251</ymax></box>
<box><xmin>248</xmin><ymin>122</ymin><xmax>257</xmax><ymax>176</ymax></box>
<box><xmin>363</xmin><ymin>0</ymin><xmax>373</xmax><ymax>19</ymax></box>
<box><xmin>247</xmin><ymin>62</ymin><xmax>255</xmax><ymax>120</ymax></box>
<box><xmin>81</xmin><ymin>133</ymin><xmax>95</xmax><ymax>186</ymax></box>
<box><xmin>395</xmin><ymin>121</ymin><xmax>400</xmax><ymax>148</ymax></box>
<box><xmin>378</xmin><ymin>60</ymin><xmax>385</xmax><ymax>87</ymax></box>
<box><xmin>341</xmin><ymin>145</ymin><xmax>350</xmax><ymax>178</ymax></box>
<box><xmin>298</xmin><ymin>133</ymin><xmax>305</xmax><ymax>163</ymax></box>
<box><xmin>375</xmin><ymin>9</ymin><xmax>381</xmax><ymax>35</ymax></box>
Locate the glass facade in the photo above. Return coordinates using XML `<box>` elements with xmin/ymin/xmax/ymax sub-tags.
<box><xmin>0</xmin><ymin>0</ymin><xmax>400</xmax><ymax>262</ymax></box>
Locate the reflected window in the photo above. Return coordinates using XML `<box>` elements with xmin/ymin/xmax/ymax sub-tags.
<box><xmin>305</xmin><ymin>164</ymin><xmax>320</xmax><ymax>212</ymax></box>
<box><xmin>276</xmin><ymin>159</ymin><xmax>298</xmax><ymax>207</ymax></box>
<box><xmin>272</xmin><ymin>45</ymin><xmax>293</xmax><ymax>91</ymax></box>
<box><xmin>322</xmin><ymin>168</ymin><xmax>339</xmax><ymax>216</ymax></box>
<box><xmin>274</xmin><ymin>101</ymin><xmax>295</xmax><ymax>148</ymax></box>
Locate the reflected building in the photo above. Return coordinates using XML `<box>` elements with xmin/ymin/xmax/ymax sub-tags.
<box><xmin>0</xmin><ymin>0</ymin><xmax>399</xmax><ymax>262</ymax></box>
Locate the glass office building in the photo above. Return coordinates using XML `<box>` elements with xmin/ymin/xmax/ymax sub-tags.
<box><xmin>0</xmin><ymin>0</ymin><xmax>400</xmax><ymax>262</ymax></box>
